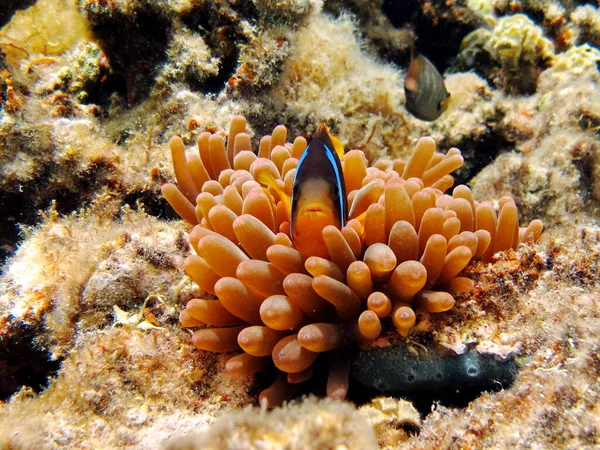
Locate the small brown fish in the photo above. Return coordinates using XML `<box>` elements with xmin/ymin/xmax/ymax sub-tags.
<box><xmin>405</xmin><ymin>52</ymin><xmax>450</xmax><ymax>121</ymax></box>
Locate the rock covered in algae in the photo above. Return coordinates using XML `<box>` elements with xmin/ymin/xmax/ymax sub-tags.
<box><xmin>273</xmin><ymin>12</ymin><xmax>410</xmax><ymax>159</ymax></box>
<box><xmin>471</xmin><ymin>43</ymin><xmax>600</xmax><ymax>225</ymax></box>
<box><xmin>0</xmin><ymin>203</ymin><xmax>256</xmax><ymax>448</ymax></box>
<box><xmin>571</xmin><ymin>4</ymin><xmax>600</xmax><ymax>48</ymax></box>
<box><xmin>458</xmin><ymin>14</ymin><xmax>555</xmax><ymax>94</ymax></box>
<box><xmin>398</xmin><ymin>224</ymin><xmax>600</xmax><ymax>450</ymax></box>
<box><xmin>164</xmin><ymin>396</ymin><xmax>380</xmax><ymax>450</ymax></box>
<box><xmin>359</xmin><ymin>396</ymin><xmax>421</xmax><ymax>447</ymax></box>
<box><xmin>0</xmin><ymin>200</ymin><xmax>190</xmax><ymax>360</ymax></box>
<box><xmin>0</xmin><ymin>327</ymin><xmax>254</xmax><ymax>449</ymax></box>
<box><xmin>0</xmin><ymin>0</ymin><xmax>90</xmax><ymax>71</ymax></box>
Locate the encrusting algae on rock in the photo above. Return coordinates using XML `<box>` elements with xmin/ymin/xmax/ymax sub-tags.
<box><xmin>162</xmin><ymin>115</ymin><xmax>543</xmax><ymax>407</ymax></box>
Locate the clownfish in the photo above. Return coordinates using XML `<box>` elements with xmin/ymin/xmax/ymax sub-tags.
<box><xmin>290</xmin><ymin>124</ymin><xmax>347</xmax><ymax>259</ymax></box>
<box><xmin>404</xmin><ymin>52</ymin><xmax>450</xmax><ymax>121</ymax></box>
<box><xmin>257</xmin><ymin>124</ymin><xmax>347</xmax><ymax>259</ymax></box>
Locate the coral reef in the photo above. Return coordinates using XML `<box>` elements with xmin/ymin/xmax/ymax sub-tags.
<box><xmin>449</xmin><ymin>4</ymin><xmax>600</xmax><ymax>227</ymax></box>
<box><xmin>471</xmin><ymin>42</ymin><xmax>600</xmax><ymax>225</ymax></box>
<box><xmin>272</xmin><ymin>12</ymin><xmax>409</xmax><ymax>159</ymax></box>
<box><xmin>0</xmin><ymin>0</ymin><xmax>90</xmax><ymax>73</ymax></box>
<box><xmin>165</xmin><ymin>396</ymin><xmax>380</xmax><ymax>450</ymax></box>
<box><xmin>0</xmin><ymin>0</ymin><xmax>600</xmax><ymax>448</ymax></box>
<box><xmin>0</xmin><ymin>198</ymin><xmax>189</xmax><ymax>363</ymax></box>
<box><xmin>571</xmin><ymin>4</ymin><xmax>600</xmax><ymax>48</ymax></box>
<box><xmin>359</xmin><ymin>397</ymin><xmax>421</xmax><ymax>447</ymax></box>
<box><xmin>164</xmin><ymin>115</ymin><xmax>542</xmax><ymax>407</ymax></box>
<box><xmin>400</xmin><ymin>224</ymin><xmax>600</xmax><ymax>449</ymax></box>
<box><xmin>0</xmin><ymin>327</ymin><xmax>252</xmax><ymax>449</ymax></box>
<box><xmin>458</xmin><ymin>14</ymin><xmax>555</xmax><ymax>94</ymax></box>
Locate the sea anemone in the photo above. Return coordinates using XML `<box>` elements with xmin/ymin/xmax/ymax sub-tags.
<box><xmin>162</xmin><ymin>116</ymin><xmax>543</xmax><ymax>407</ymax></box>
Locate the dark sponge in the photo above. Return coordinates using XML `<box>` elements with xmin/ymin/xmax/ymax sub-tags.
<box><xmin>351</xmin><ymin>345</ymin><xmax>517</xmax><ymax>395</ymax></box>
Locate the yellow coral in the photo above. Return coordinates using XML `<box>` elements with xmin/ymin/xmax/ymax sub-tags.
<box><xmin>547</xmin><ymin>44</ymin><xmax>600</xmax><ymax>75</ymax></box>
<box><xmin>0</xmin><ymin>0</ymin><xmax>90</xmax><ymax>72</ymax></box>
<box><xmin>163</xmin><ymin>116</ymin><xmax>543</xmax><ymax>407</ymax></box>
<box><xmin>489</xmin><ymin>14</ymin><xmax>554</xmax><ymax>65</ymax></box>
<box><xmin>460</xmin><ymin>13</ymin><xmax>555</xmax><ymax>94</ymax></box>
<box><xmin>359</xmin><ymin>397</ymin><xmax>420</xmax><ymax>446</ymax></box>
<box><xmin>466</xmin><ymin>0</ymin><xmax>494</xmax><ymax>22</ymax></box>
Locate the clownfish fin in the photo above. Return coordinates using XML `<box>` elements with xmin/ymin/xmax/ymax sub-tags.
<box><xmin>256</xmin><ymin>170</ymin><xmax>291</xmax><ymax>219</ymax></box>
<box><xmin>315</xmin><ymin>123</ymin><xmax>344</xmax><ymax>160</ymax></box>
<box><xmin>329</xmin><ymin>134</ymin><xmax>345</xmax><ymax>160</ymax></box>
<box><xmin>353</xmin><ymin>210</ymin><xmax>367</xmax><ymax>237</ymax></box>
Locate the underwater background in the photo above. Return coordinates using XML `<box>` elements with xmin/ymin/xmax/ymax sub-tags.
<box><xmin>1</xmin><ymin>0</ymin><xmax>599</xmax><ymax>448</ymax></box>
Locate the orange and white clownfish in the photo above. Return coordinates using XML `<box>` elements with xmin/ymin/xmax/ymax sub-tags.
<box><xmin>256</xmin><ymin>124</ymin><xmax>347</xmax><ymax>259</ymax></box>
<box><xmin>291</xmin><ymin>124</ymin><xmax>348</xmax><ymax>259</ymax></box>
